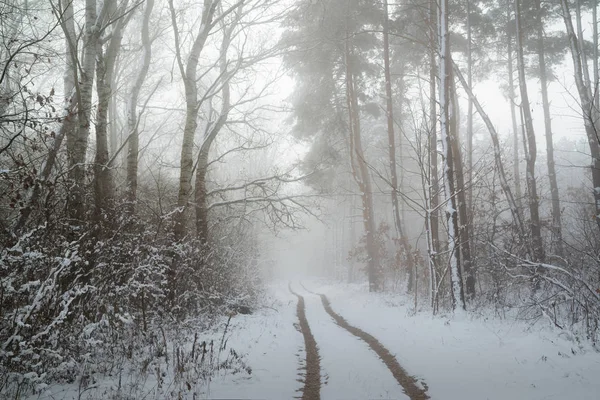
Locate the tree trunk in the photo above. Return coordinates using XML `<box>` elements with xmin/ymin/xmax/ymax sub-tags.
<box><xmin>383</xmin><ymin>0</ymin><xmax>415</xmax><ymax>292</ymax></box>
<box><xmin>506</xmin><ymin>4</ymin><xmax>524</xmax><ymax>212</ymax></box>
<box><xmin>560</xmin><ymin>0</ymin><xmax>600</xmax><ymax>233</ymax></box>
<box><xmin>194</xmin><ymin>5</ymin><xmax>238</xmax><ymax>243</ymax></box>
<box><xmin>429</xmin><ymin>0</ymin><xmax>440</xmax><ymax>273</ymax></box>
<box><xmin>345</xmin><ymin>33</ymin><xmax>381</xmax><ymax>292</ymax></box>
<box><xmin>593</xmin><ymin>0</ymin><xmax>599</xmax><ymax>122</ymax></box>
<box><xmin>534</xmin><ymin>0</ymin><xmax>563</xmax><ymax>257</ymax></box>
<box><xmin>466</xmin><ymin>0</ymin><xmax>473</xmax><ymax>215</ymax></box>
<box><xmin>126</xmin><ymin>0</ymin><xmax>154</xmax><ymax>215</ymax></box>
<box><xmin>67</xmin><ymin>0</ymin><xmax>104</xmax><ymax>222</ymax></box>
<box><xmin>439</xmin><ymin>0</ymin><xmax>466</xmax><ymax>311</ymax></box>
<box><xmin>94</xmin><ymin>0</ymin><xmax>130</xmax><ymax>226</ymax></box>
<box><xmin>450</xmin><ymin>73</ymin><xmax>475</xmax><ymax>301</ymax></box>
<box><xmin>169</xmin><ymin>0</ymin><xmax>219</xmax><ymax>241</ymax></box>
<box><xmin>94</xmin><ymin>49</ymin><xmax>113</xmax><ymax>223</ymax></box>
<box><xmin>515</xmin><ymin>0</ymin><xmax>545</xmax><ymax>262</ymax></box>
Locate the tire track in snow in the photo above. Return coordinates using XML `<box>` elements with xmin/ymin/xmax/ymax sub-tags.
<box><xmin>301</xmin><ymin>283</ymin><xmax>430</xmax><ymax>400</ymax></box>
<box><xmin>289</xmin><ymin>283</ymin><xmax>321</xmax><ymax>400</ymax></box>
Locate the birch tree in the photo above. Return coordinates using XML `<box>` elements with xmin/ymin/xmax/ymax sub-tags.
<box><xmin>439</xmin><ymin>0</ymin><xmax>466</xmax><ymax>311</ymax></box>
<box><xmin>66</xmin><ymin>0</ymin><xmax>110</xmax><ymax>222</ymax></box>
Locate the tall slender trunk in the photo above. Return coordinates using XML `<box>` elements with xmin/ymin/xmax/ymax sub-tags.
<box><xmin>429</xmin><ymin>0</ymin><xmax>440</xmax><ymax>271</ymax></box>
<box><xmin>506</xmin><ymin>4</ymin><xmax>524</xmax><ymax>212</ymax></box>
<box><xmin>126</xmin><ymin>0</ymin><xmax>154</xmax><ymax>215</ymax></box>
<box><xmin>466</xmin><ymin>0</ymin><xmax>473</xmax><ymax>213</ymax></box>
<box><xmin>422</xmin><ymin>152</ymin><xmax>438</xmax><ymax>310</ymax></box>
<box><xmin>450</xmin><ymin>74</ymin><xmax>475</xmax><ymax>301</ymax></box>
<box><xmin>169</xmin><ymin>0</ymin><xmax>219</xmax><ymax>240</ymax></box>
<box><xmin>560</xmin><ymin>0</ymin><xmax>600</xmax><ymax>233</ymax></box>
<box><xmin>383</xmin><ymin>0</ymin><xmax>415</xmax><ymax>292</ymax></box>
<box><xmin>109</xmin><ymin>64</ymin><xmax>119</xmax><ymax>160</ymax></box>
<box><xmin>94</xmin><ymin>0</ymin><xmax>129</xmax><ymax>226</ymax></box>
<box><xmin>576</xmin><ymin>0</ymin><xmax>591</xmax><ymax>89</ymax></box>
<box><xmin>594</xmin><ymin>1</ymin><xmax>599</xmax><ymax>118</ymax></box>
<box><xmin>345</xmin><ymin>33</ymin><xmax>380</xmax><ymax>292</ymax></box>
<box><xmin>534</xmin><ymin>0</ymin><xmax>563</xmax><ymax>257</ymax></box>
<box><xmin>439</xmin><ymin>0</ymin><xmax>466</xmax><ymax>311</ymax></box>
<box><xmin>94</xmin><ymin>49</ymin><xmax>112</xmax><ymax>222</ymax></box>
<box><xmin>67</xmin><ymin>0</ymin><xmax>103</xmax><ymax>222</ymax></box>
<box><xmin>515</xmin><ymin>0</ymin><xmax>544</xmax><ymax>262</ymax></box>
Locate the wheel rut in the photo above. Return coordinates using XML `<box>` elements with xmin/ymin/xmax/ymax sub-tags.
<box><xmin>301</xmin><ymin>283</ymin><xmax>430</xmax><ymax>400</ymax></box>
<box><xmin>289</xmin><ymin>283</ymin><xmax>321</xmax><ymax>400</ymax></box>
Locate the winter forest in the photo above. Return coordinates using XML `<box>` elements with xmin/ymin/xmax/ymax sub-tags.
<box><xmin>2</xmin><ymin>0</ymin><xmax>600</xmax><ymax>398</ymax></box>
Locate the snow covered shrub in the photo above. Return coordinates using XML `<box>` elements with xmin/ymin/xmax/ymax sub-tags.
<box><xmin>0</xmin><ymin>225</ymin><xmax>94</xmax><ymax>395</ymax></box>
<box><xmin>0</xmin><ymin>212</ymin><xmax>263</xmax><ymax>398</ymax></box>
<box><xmin>166</xmin><ymin>234</ymin><xmax>262</xmax><ymax>321</ymax></box>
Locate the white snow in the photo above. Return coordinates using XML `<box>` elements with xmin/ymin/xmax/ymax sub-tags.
<box><xmin>294</xmin><ymin>284</ymin><xmax>408</xmax><ymax>400</ymax></box>
<box><xmin>205</xmin><ymin>283</ymin><xmax>303</xmax><ymax>399</ymax></box>
<box><xmin>26</xmin><ymin>279</ymin><xmax>600</xmax><ymax>399</ymax></box>
<box><xmin>305</xmin><ymin>279</ymin><xmax>600</xmax><ymax>400</ymax></box>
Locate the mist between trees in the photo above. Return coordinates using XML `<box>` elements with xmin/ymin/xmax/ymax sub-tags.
<box><xmin>1</xmin><ymin>0</ymin><xmax>599</xmax><ymax>397</ymax></box>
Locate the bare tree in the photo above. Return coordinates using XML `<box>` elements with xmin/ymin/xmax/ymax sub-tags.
<box><xmin>169</xmin><ymin>0</ymin><xmax>221</xmax><ymax>240</ymax></box>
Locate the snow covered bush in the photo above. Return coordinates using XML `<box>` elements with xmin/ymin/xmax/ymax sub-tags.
<box><xmin>0</xmin><ymin>213</ymin><xmax>263</xmax><ymax>398</ymax></box>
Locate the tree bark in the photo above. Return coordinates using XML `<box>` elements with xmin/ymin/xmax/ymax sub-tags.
<box><xmin>169</xmin><ymin>0</ymin><xmax>220</xmax><ymax>241</ymax></box>
<box><xmin>450</xmin><ymin>73</ymin><xmax>475</xmax><ymax>301</ymax></box>
<box><xmin>67</xmin><ymin>0</ymin><xmax>105</xmax><ymax>222</ymax></box>
<box><xmin>428</xmin><ymin>0</ymin><xmax>440</xmax><ymax>274</ymax></box>
<box><xmin>506</xmin><ymin>4</ymin><xmax>524</xmax><ymax>213</ymax></box>
<box><xmin>534</xmin><ymin>0</ymin><xmax>563</xmax><ymax>257</ymax></box>
<box><xmin>439</xmin><ymin>0</ymin><xmax>466</xmax><ymax>311</ymax></box>
<box><xmin>94</xmin><ymin>0</ymin><xmax>126</xmax><ymax>225</ymax></box>
<box><xmin>466</xmin><ymin>0</ymin><xmax>473</xmax><ymax>215</ymax></box>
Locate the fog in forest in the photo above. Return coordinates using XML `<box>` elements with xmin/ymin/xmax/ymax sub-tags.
<box><xmin>2</xmin><ymin>0</ymin><xmax>600</xmax><ymax>399</ymax></box>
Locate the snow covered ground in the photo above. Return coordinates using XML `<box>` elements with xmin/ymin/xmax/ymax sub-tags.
<box><xmin>205</xmin><ymin>283</ymin><xmax>303</xmax><ymax>399</ymax></box>
<box><xmin>294</xmin><ymin>284</ymin><xmax>408</xmax><ymax>399</ymax></box>
<box><xmin>25</xmin><ymin>278</ymin><xmax>600</xmax><ymax>399</ymax></box>
<box><xmin>305</xmin><ymin>279</ymin><xmax>600</xmax><ymax>400</ymax></box>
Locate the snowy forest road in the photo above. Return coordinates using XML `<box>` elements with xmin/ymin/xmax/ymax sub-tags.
<box><xmin>290</xmin><ymin>282</ymin><xmax>430</xmax><ymax>400</ymax></box>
